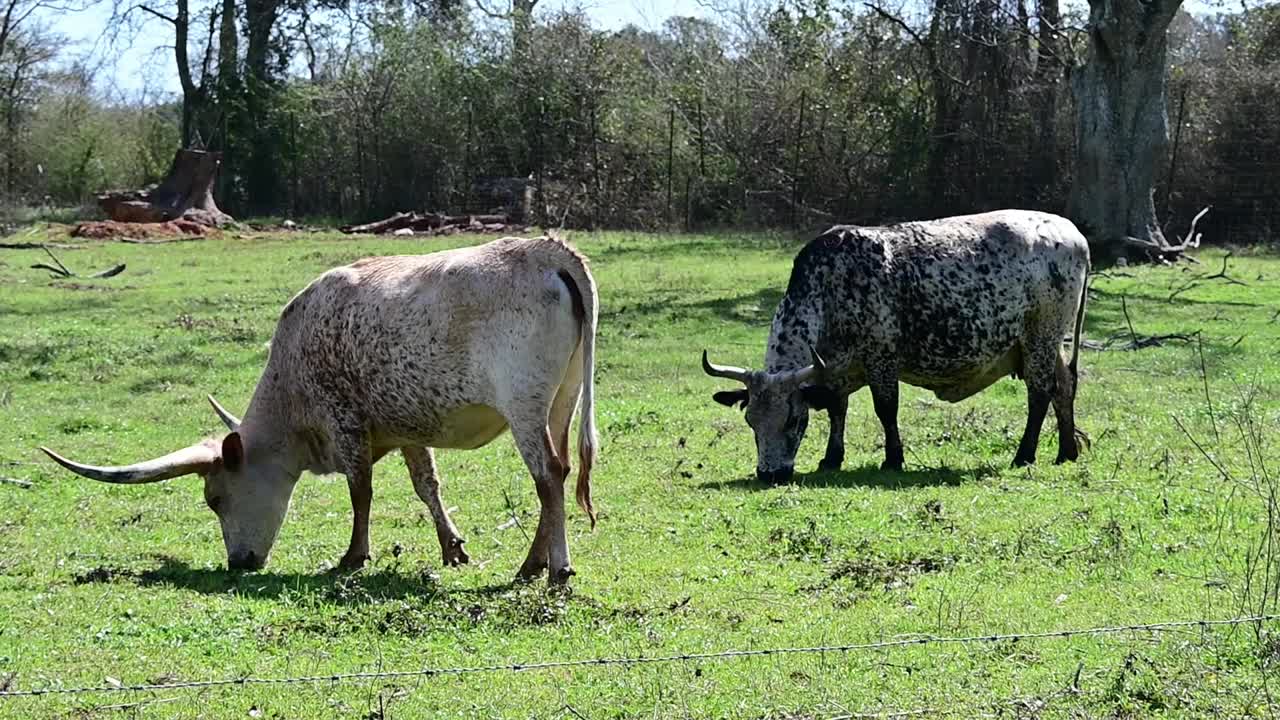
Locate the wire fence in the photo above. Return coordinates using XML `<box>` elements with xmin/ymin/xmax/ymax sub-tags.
<box><xmin>2</xmin><ymin>613</ymin><xmax>1275</xmax><ymax>699</ymax></box>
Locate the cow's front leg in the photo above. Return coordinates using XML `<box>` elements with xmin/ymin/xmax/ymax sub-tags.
<box><xmin>869</xmin><ymin>380</ymin><xmax>903</xmax><ymax>471</ymax></box>
<box><xmin>818</xmin><ymin>393</ymin><xmax>849</xmax><ymax>472</ymax></box>
<box><xmin>510</xmin><ymin>416</ymin><xmax>573</xmax><ymax>585</ymax></box>
<box><xmin>402</xmin><ymin>446</ymin><xmax>470</xmax><ymax>567</ymax></box>
<box><xmin>337</xmin><ymin>441</ymin><xmax>374</xmax><ymax>571</ymax></box>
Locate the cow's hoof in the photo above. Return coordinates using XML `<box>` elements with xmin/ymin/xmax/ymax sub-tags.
<box><xmin>550</xmin><ymin>566</ymin><xmax>576</xmax><ymax>586</ymax></box>
<box><xmin>818</xmin><ymin>456</ymin><xmax>843</xmax><ymax>473</ymax></box>
<box><xmin>443</xmin><ymin>539</ymin><xmax>470</xmax><ymax>567</ymax></box>
<box><xmin>1011</xmin><ymin>455</ymin><xmax>1035</xmax><ymax>468</ymax></box>
<box><xmin>879</xmin><ymin>459</ymin><xmax>903</xmax><ymax>472</ymax></box>
<box><xmin>514</xmin><ymin>561</ymin><xmax>546</xmax><ymax>583</ymax></box>
<box><xmin>1054</xmin><ymin>453</ymin><xmax>1077</xmax><ymax>465</ymax></box>
<box><xmin>335</xmin><ymin>552</ymin><xmax>370</xmax><ymax>572</ymax></box>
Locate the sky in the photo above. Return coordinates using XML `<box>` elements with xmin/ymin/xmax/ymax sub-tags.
<box><xmin>44</xmin><ymin>0</ymin><xmax>715</xmax><ymax>97</ymax></box>
<box><xmin>44</xmin><ymin>0</ymin><xmax>1228</xmax><ymax>98</ymax></box>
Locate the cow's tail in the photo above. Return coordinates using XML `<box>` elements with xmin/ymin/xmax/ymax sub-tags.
<box><xmin>551</xmin><ymin>234</ymin><xmax>599</xmax><ymax>529</ymax></box>
<box><xmin>1069</xmin><ymin>264</ymin><xmax>1091</xmax><ymax>451</ymax></box>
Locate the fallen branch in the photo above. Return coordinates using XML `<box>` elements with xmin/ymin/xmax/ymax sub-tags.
<box><xmin>91</xmin><ymin>264</ymin><xmax>127</xmax><ymax>278</ymax></box>
<box><xmin>340</xmin><ymin>211</ymin><xmax>515</xmax><ymax>235</ymax></box>
<box><xmin>1124</xmin><ymin>205</ymin><xmax>1211</xmax><ymax>263</ymax></box>
<box><xmin>1168</xmin><ymin>251</ymin><xmax>1247</xmax><ymax>301</ymax></box>
<box><xmin>30</xmin><ymin>247</ymin><xmax>126</xmax><ymax>279</ymax></box>
<box><xmin>0</xmin><ymin>477</ymin><xmax>32</xmax><ymax>489</ymax></box>
<box><xmin>1080</xmin><ymin>295</ymin><xmax>1201</xmax><ymax>351</ymax></box>
<box><xmin>0</xmin><ymin>242</ymin><xmax>87</xmax><ymax>250</ymax></box>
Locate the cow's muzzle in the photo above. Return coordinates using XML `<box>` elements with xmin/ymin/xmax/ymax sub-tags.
<box><xmin>757</xmin><ymin>467</ymin><xmax>794</xmax><ymax>484</ymax></box>
<box><xmin>228</xmin><ymin>550</ymin><xmax>266</xmax><ymax>571</ymax></box>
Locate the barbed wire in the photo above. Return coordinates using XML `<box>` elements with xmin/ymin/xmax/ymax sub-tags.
<box><xmin>1</xmin><ymin>613</ymin><xmax>1275</xmax><ymax>699</ymax></box>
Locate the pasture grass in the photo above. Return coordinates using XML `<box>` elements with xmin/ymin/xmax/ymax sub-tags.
<box><xmin>0</xmin><ymin>228</ymin><xmax>1278</xmax><ymax>718</ymax></box>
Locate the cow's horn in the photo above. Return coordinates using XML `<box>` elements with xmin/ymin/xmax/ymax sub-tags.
<box><xmin>702</xmin><ymin>350</ymin><xmax>750</xmax><ymax>383</ymax></box>
<box><xmin>40</xmin><ymin>443</ymin><xmax>219</xmax><ymax>484</ymax></box>
<box><xmin>790</xmin><ymin>346</ymin><xmax>828</xmax><ymax>385</ymax></box>
<box><xmin>809</xmin><ymin>347</ymin><xmax>827</xmax><ymax>373</ymax></box>
<box><xmin>207</xmin><ymin>394</ymin><xmax>241</xmax><ymax>431</ymax></box>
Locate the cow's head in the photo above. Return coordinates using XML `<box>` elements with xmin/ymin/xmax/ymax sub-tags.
<box><xmin>702</xmin><ymin>348</ymin><xmax>827</xmax><ymax>483</ymax></box>
<box><xmin>40</xmin><ymin>396</ymin><xmax>295</xmax><ymax>571</ymax></box>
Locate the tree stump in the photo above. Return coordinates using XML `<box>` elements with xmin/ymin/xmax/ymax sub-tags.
<box><xmin>97</xmin><ymin>149</ymin><xmax>233</xmax><ymax>227</ymax></box>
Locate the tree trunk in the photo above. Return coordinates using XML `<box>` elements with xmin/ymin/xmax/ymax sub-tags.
<box><xmin>173</xmin><ymin>0</ymin><xmax>198</xmax><ymax>147</ymax></box>
<box><xmin>925</xmin><ymin>0</ymin><xmax>958</xmax><ymax>212</ymax></box>
<box><xmin>1068</xmin><ymin>0</ymin><xmax>1182</xmax><ymax>261</ymax></box>
<box><xmin>1031</xmin><ymin>0</ymin><xmax>1060</xmax><ymax>197</ymax></box>
<box><xmin>98</xmin><ymin>149</ymin><xmax>233</xmax><ymax>226</ymax></box>
<box><xmin>242</xmin><ymin>0</ymin><xmax>282</xmax><ymax>213</ymax></box>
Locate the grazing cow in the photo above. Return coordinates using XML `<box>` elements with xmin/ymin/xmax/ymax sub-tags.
<box><xmin>42</xmin><ymin>235</ymin><xmax>599</xmax><ymax>585</ymax></box>
<box><xmin>703</xmin><ymin>210</ymin><xmax>1090</xmax><ymax>482</ymax></box>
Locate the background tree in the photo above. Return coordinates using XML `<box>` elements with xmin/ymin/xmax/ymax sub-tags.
<box><xmin>1067</xmin><ymin>0</ymin><xmax>1184</xmax><ymax>260</ymax></box>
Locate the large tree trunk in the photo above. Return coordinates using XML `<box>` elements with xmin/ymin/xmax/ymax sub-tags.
<box><xmin>98</xmin><ymin>149</ymin><xmax>233</xmax><ymax>227</ymax></box>
<box><xmin>1068</xmin><ymin>0</ymin><xmax>1182</xmax><ymax>262</ymax></box>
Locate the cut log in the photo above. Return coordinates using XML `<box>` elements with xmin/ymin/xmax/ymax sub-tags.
<box><xmin>97</xmin><ymin>149</ymin><xmax>233</xmax><ymax>227</ymax></box>
<box><xmin>339</xmin><ymin>212</ymin><xmax>514</xmax><ymax>235</ymax></box>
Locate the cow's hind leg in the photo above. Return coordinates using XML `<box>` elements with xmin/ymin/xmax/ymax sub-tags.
<box><xmin>403</xmin><ymin>446</ymin><xmax>469</xmax><ymax>566</ymax></box>
<box><xmin>509</xmin><ymin>412</ymin><xmax>573</xmax><ymax>585</ymax></box>
<box><xmin>865</xmin><ymin>358</ymin><xmax>906</xmax><ymax>471</ymax></box>
<box><xmin>1052</xmin><ymin>354</ymin><xmax>1080</xmax><ymax>464</ymax></box>
<box><xmin>1013</xmin><ymin>331</ymin><xmax>1057</xmax><ymax>467</ymax></box>
<box><xmin>549</xmin><ymin>345</ymin><xmax>585</xmax><ymax>472</ymax></box>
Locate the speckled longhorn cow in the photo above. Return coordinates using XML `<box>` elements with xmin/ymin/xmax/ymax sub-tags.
<box><xmin>703</xmin><ymin>210</ymin><xmax>1090</xmax><ymax>482</ymax></box>
<box><xmin>42</xmin><ymin>235</ymin><xmax>599</xmax><ymax>585</ymax></box>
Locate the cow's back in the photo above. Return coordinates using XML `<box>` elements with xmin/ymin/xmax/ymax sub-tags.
<box><xmin>808</xmin><ymin>211</ymin><xmax>1087</xmax><ymax>393</ymax></box>
<box><xmin>259</xmin><ymin>238</ymin><xmax>586</xmax><ymax>447</ymax></box>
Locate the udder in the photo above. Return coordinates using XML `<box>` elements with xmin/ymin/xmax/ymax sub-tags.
<box><xmin>432</xmin><ymin>404</ymin><xmax>510</xmax><ymax>449</ymax></box>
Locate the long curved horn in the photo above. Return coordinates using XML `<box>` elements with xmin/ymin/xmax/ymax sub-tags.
<box><xmin>207</xmin><ymin>394</ymin><xmax>241</xmax><ymax>431</ymax></box>
<box><xmin>40</xmin><ymin>443</ymin><xmax>219</xmax><ymax>484</ymax></box>
<box><xmin>702</xmin><ymin>349</ymin><xmax>750</xmax><ymax>383</ymax></box>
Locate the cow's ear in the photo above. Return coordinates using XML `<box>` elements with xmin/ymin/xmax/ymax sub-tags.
<box><xmin>221</xmin><ymin>432</ymin><xmax>244</xmax><ymax>472</ymax></box>
<box><xmin>800</xmin><ymin>385</ymin><xmax>839</xmax><ymax>410</ymax></box>
<box><xmin>713</xmin><ymin>389</ymin><xmax>749</xmax><ymax>409</ymax></box>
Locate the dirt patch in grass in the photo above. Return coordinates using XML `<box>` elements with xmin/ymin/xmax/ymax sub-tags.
<box><xmin>71</xmin><ymin>220</ymin><xmax>219</xmax><ymax>240</ymax></box>
<box><xmin>49</xmin><ymin>282</ymin><xmax>134</xmax><ymax>292</ymax></box>
<box><xmin>73</xmin><ymin>565</ymin><xmax>142</xmax><ymax>585</ymax></box>
<box><xmin>803</xmin><ymin>542</ymin><xmax>953</xmax><ymax>604</ymax></box>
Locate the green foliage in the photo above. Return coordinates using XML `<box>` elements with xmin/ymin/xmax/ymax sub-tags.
<box><xmin>0</xmin><ymin>231</ymin><xmax>1277</xmax><ymax>716</ymax></box>
<box><xmin>1</xmin><ymin>2</ymin><xmax>1279</xmax><ymax>243</ymax></box>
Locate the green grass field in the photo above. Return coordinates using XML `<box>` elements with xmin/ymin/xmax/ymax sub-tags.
<box><xmin>1</xmin><ymin>229</ymin><xmax>1278</xmax><ymax>718</ymax></box>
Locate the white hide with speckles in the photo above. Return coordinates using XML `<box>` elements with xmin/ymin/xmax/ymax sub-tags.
<box><xmin>49</xmin><ymin>235</ymin><xmax>600</xmax><ymax>583</ymax></box>
<box><xmin>709</xmin><ymin>210</ymin><xmax>1090</xmax><ymax>478</ymax></box>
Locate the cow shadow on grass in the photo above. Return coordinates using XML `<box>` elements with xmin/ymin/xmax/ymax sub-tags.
<box><xmin>103</xmin><ymin>555</ymin><xmax>522</xmax><ymax>605</ymax></box>
<box><xmin>700</xmin><ymin>464</ymin><xmax>966</xmax><ymax>492</ymax></box>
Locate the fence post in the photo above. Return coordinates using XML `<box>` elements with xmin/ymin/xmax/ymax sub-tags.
<box><xmin>1163</xmin><ymin>84</ymin><xmax>1189</xmax><ymax>225</ymax></box>
<box><xmin>666</xmin><ymin>106</ymin><xmax>675</xmax><ymax>224</ymax></box>
<box><xmin>590</xmin><ymin>103</ymin><xmax>601</xmax><ymax>228</ymax></box>
<box><xmin>464</xmin><ymin>98</ymin><xmax>474</xmax><ymax>213</ymax></box>
<box><xmin>791</xmin><ymin>89</ymin><xmax>807</xmax><ymax>228</ymax></box>
<box><xmin>290</xmin><ymin>112</ymin><xmax>298</xmax><ymax>218</ymax></box>
<box><xmin>697</xmin><ymin>97</ymin><xmax>706</xmax><ymax>177</ymax></box>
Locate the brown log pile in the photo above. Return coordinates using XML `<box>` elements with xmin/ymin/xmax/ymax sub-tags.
<box><xmin>339</xmin><ymin>212</ymin><xmax>522</xmax><ymax>236</ymax></box>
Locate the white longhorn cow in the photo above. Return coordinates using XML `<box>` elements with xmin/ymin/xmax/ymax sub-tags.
<box><xmin>42</xmin><ymin>235</ymin><xmax>599</xmax><ymax>585</ymax></box>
